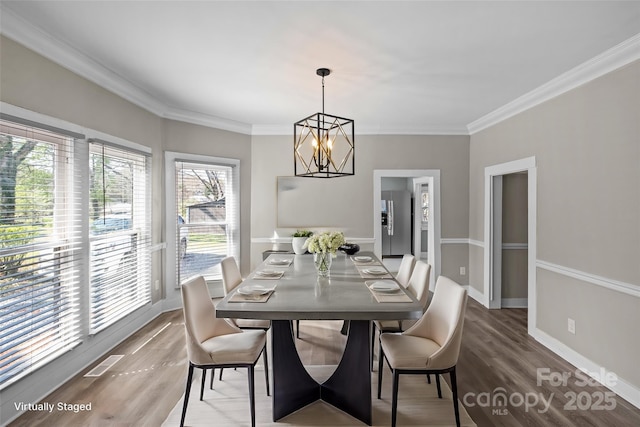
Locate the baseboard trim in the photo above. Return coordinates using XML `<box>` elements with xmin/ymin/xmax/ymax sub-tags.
<box><xmin>531</xmin><ymin>328</ymin><xmax>640</xmax><ymax>410</ymax></box>
<box><xmin>501</xmin><ymin>298</ymin><xmax>528</xmax><ymax>308</ymax></box>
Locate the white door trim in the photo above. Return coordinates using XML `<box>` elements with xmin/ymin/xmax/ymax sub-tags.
<box><xmin>412</xmin><ymin>177</ymin><xmax>436</xmax><ymax>289</ymax></box>
<box><xmin>484</xmin><ymin>157</ymin><xmax>537</xmax><ymax>335</ymax></box>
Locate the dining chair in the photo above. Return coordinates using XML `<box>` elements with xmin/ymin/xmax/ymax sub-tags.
<box><xmin>221</xmin><ymin>256</ymin><xmax>272</xmax><ymax>330</ymax></box>
<box><xmin>395</xmin><ymin>254</ymin><xmax>416</xmax><ymax>287</ymax></box>
<box><xmin>371</xmin><ymin>260</ymin><xmax>431</xmax><ymax>369</ymax></box>
<box><xmin>179</xmin><ymin>275</ymin><xmax>269</xmax><ymax>427</ymax></box>
<box><xmin>377</xmin><ymin>275</ymin><xmax>468</xmax><ymax>427</ymax></box>
<box><xmin>218</xmin><ymin>256</ymin><xmax>271</xmax><ymax>383</ymax></box>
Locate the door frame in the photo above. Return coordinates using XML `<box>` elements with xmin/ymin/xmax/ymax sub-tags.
<box><xmin>374</xmin><ymin>170</ymin><xmax>440</xmax><ymax>290</ymax></box>
<box><xmin>483</xmin><ymin>157</ymin><xmax>536</xmax><ymax>334</ymax></box>
<box><xmin>412</xmin><ymin>177</ymin><xmax>435</xmax><ymax>282</ymax></box>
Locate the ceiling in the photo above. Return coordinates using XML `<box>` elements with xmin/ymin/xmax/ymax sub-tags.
<box><xmin>1</xmin><ymin>1</ymin><xmax>639</xmax><ymax>135</ymax></box>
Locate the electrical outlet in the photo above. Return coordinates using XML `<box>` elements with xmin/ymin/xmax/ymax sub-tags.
<box><xmin>568</xmin><ymin>318</ymin><xmax>576</xmax><ymax>334</ymax></box>
<box><xmin>459</xmin><ymin>267</ymin><xmax>466</xmax><ymax>276</ymax></box>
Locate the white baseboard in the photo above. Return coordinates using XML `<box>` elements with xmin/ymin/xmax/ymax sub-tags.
<box><xmin>531</xmin><ymin>328</ymin><xmax>640</xmax><ymax>410</ymax></box>
<box><xmin>501</xmin><ymin>298</ymin><xmax>528</xmax><ymax>308</ymax></box>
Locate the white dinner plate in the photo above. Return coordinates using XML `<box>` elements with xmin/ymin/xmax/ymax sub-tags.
<box><xmin>367</xmin><ymin>280</ymin><xmax>400</xmax><ymax>293</ymax></box>
<box><xmin>237</xmin><ymin>285</ymin><xmax>271</xmax><ymax>296</ymax></box>
<box><xmin>353</xmin><ymin>256</ymin><xmax>372</xmax><ymax>263</ymax></box>
<box><xmin>363</xmin><ymin>267</ymin><xmax>387</xmax><ymax>276</ymax></box>
<box><xmin>269</xmin><ymin>259</ymin><xmax>290</xmax><ymax>266</ymax></box>
<box><xmin>255</xmin><ymin>270</ymin><xmax>282</xmax><ymax>278</ymax></box>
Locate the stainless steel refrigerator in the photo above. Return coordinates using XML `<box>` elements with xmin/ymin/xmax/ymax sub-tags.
<box><xmin>381</xmin><ymin>190</ymin><xmax>412</xmax><ymax>256</ymax></box>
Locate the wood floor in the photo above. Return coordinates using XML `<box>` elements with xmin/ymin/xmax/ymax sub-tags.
<box><xmin>8</xmin><ymin>298</ymin><xmax>640</xmax><ymax>427</ymax></box>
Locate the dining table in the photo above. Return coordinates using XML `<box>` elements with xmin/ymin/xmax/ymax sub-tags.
<box><xmin>215</xmin><ymin>251</ymin><xmax>424</xmax><ymax>425</ymax></box>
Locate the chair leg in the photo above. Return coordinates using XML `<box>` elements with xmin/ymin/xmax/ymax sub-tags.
<box><xmin>450</xmin><ymin>367</ymin><xmax>461</xmax><ymax>427</ymax></box>
<box><xmin>210</xmin><ymin>368</ymin><xmax>215</xmax><ymax>389</ymax></box>
<box><xmin>248</xmin><ymin>365</ymin><xmax>256</xmax><ymax>427</ymax></box>
<box><xmin>427</xmin><ymin>373</ymin><xmax>431</xmax><ymax>384</ymax></box>
<box><xmin>391</xmin><ymin>370</ymin><xmax>400</xmax><ymax>427</ymax></box>
<box><xmin>377</xmin><ymin>335</ymin><xmax>384</xmax><ymax>375</ymax></box>
<box><xmin>180</xmin><ymin>364</ymin><xmax>194</xmax><ymax>427</ymax></box>
<box><xmin>219</xmin><ymin>367</ymin><xmax>224</xmax><ymax>380</ymax></box>
<box><xmin>370</xmin><ymin>323</ymin><xmax>376</xmax><ymax>371</ymax></box>
<box><xmin>199</xmin><ymin>368</ymin><xmax>206</xmax><ymax>401</ymax></box>
<box><xmin>377</xmin><ymin>345</ymin><xmax>385</xmax><ymax>399</ymax></box>
<box><xmin>296</xmin><ymin>320</ymin><xmax>300</xmax><ymax>338</ymax></box>
<box><xmin>435</xmin><ymin>373</ymin><xmax>442</xmax><ymax>398</ymax></box>
<box><xmin>263</xmin><ymin>346</ymin><xmax>270</xmax><ymax>396</ymax></box>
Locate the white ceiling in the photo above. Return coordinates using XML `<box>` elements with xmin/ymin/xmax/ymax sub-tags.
<box><xmin>1</xmin><ymin>1</ymin><xmax>639</xmax><ymax>135</ymax></box>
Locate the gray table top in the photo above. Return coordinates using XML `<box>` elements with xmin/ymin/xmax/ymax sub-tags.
<box><xmin>215</xmin><ymin>252</ymin><xmax>424</xmax><ymax>320</ymax></box>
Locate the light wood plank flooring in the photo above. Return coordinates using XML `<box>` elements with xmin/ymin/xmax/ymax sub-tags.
<box><xmin>8</xmin><ymin>298</ymin><xmax>640</xmax><ymax>426</ymax></box>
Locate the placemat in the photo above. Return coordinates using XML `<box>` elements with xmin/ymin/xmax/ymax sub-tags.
<box><xmin>350</xmin><ymin>256</ymin><xmax>381</xmax><ymax>266</ymax></box>
<box><xmin>252</xmin><ymin>271</ymin><xmax>284</xmax><ymax>280</ymax></box>
<box><xmin>356</xmin><ymin>265</ymin><xmax>393</xmax><ymax>279</ymax></box>
<box><xmin>266</xmin><ymin>259</ymin><xmax>293</xmax><ymax>267</ymax></box>
<box><xmin>367</xmin><ymin>285</ymin><xmax>412</xmax><ymax>303</ymax></box>
<box><xmin>228</xmin><ymin>290</ymin><xmax>274</xmax><ymax>303</ymax></box>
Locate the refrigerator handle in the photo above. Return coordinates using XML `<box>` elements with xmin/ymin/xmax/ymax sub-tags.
<box><xmin>388</xmin><ymin>200</ymin><xmax>394</xmax><ymax>236</ymax></box>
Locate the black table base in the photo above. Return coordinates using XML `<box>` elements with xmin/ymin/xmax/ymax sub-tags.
<box><xmin>272</xmin><ymin>319</ymin><xmax>372</xmax><ymax>425</ymax></box>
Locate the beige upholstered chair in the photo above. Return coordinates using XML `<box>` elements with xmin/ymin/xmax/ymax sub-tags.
<box><xmin>377</xmin><ymin>275</ymin><xmax>468</xmax><ymax>427</ymax></box>
<box><xmin>217</xmin><ymin>256</ymin><xmax>271</xmax><ymax>382</ymax></box>
<box><xmin>371</xmin><ymin>260</ymin><xmax>431</xmax><ymax>368</ymax></box>
<box><xmin>221</xmin><ymin>256</ymin><xmax>272</xmax><ymax>330</ymax></box>
<box><xmin>180</xmin><ymin>275</ymin><xmax>269</xmax><ymax>427</ymax></box>
<box><xmin>395</xmin><ymin>254</ymin><xmax>416</xmax><ymax>287</ymax></box>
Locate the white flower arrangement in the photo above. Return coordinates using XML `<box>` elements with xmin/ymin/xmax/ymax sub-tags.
<box><xmin>303</xmin><ymin>231</ymin><xmax>345</xmax><ymax>256</ymax></box>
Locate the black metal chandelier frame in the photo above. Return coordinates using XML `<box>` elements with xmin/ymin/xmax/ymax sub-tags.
<box><xmin>294</xmin><ymin>68</ymin><xmax>355</xmax><ymax>178</ymax></box>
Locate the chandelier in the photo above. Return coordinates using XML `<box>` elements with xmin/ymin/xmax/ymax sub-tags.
<box><xmin>294</xmin><ymin>68</ymin><xmax>355</xmax><ymax>178</ymax></box>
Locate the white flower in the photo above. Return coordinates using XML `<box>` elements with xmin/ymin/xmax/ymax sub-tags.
<box><xmin>303</xmin><ymin>231</ymin><xmax>345</xmax><ymax>256</ymax></box>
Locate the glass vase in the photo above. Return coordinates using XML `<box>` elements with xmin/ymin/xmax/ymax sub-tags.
<box><xmin>314</xmin><ymin>252</ymin><xmax>332</xmax><ymax>277</ymax></box>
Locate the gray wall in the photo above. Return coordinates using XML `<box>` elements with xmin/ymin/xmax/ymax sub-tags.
<box><xmin>0</xmin><ymin>36</ymin><xmax>252</xmax><ymax>423</ymax></box>
<box><xmin>162</xmin><ymin>120</ymin><xmax>252</xmax><ymax>277</ymax></box>
<box><xmin>469</xmin><ymin>60</ymin><xmax>640</xmax><ymax>389</ymax></box>
<box><xmin>0</xmin><ymin>35</ymin><xmax>165</xmax><ymax>424</ymax></box>
<box><xmin>250</xmin><ymin>134</ymin><xmax>470</xmax><ymax>285</ymax></box>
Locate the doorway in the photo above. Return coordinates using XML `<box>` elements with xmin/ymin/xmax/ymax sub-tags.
<box><xmin>483</xmin><ymin>157</ymin><xmax>537</xmax><ymax>335</ymax></box>
<box><xmin>374</xmin><ymin>170</ymin><xmax>440</xmax><ymax>290</ymax></box>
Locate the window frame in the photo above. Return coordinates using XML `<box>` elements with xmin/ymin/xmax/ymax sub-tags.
<box><xmin>87</xmin><ymin>140</ymin><xmax>152</xmax><ymax>335</ymax></box>
<box><xmin>0</xmin><ymin>119</ymin><xmax>82</xmax><ymax>390</ymax></box>
<box><xmin>164</xmin><ymin>151</ymin><xmax>240</xmax><ymax>291</ymax></box>
<box><xmin>0</xmin><ymin>104</ymin><xmax>154</xmax><ymax>391</ymax></box>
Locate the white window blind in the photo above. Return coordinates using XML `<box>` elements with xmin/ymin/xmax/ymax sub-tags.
<box><xmin>88</xmin><ymin>141</ymin><xmax>151</xmax><ymax>334</ymax></box>
<box><xmin>175</xmin><ymin>160</ymin><xmax>239</xmax><ymax>285</ymax></box>
<box><xmin>0</xmin><ymin>120</ymin><xmax>81</xmax><ymax>389</ymax></box>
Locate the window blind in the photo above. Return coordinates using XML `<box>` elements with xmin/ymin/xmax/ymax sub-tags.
<box><xmin>0</xmin><ymin>120</ymin><xmax>81</xmax><ymax>389</ymax></box>
<box><xmin>88</xmin><ymin>141</ymin><xmax>151</xmax><ymax>334</ymax></box>
<box><xmin>175</xmin><ymin>161</ymin><xmax>239</xmax><ymax>285</ymax></box>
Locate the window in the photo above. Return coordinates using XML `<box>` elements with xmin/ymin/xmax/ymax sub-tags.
<box><xmin>0</xmin><ymin>120</ymin><xmax>81</xmax><ymax>388</ymax></box>
<box><xmin>167</xmin><ymin>154</ymin><xmax>240</xmax><ymax>287</ymax></box>
<box><xmin>88</xmin><ymin>141</ymin><xmax>151</xmax><ymax>334</ymax></box>
<box><xmin>0</xmin><ymin>111</ymin><xmax>153</xmax><ymax>392</ymax></box>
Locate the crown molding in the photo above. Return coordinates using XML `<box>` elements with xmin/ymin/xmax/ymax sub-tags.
<box><xmin>251</xmin><ymin>123</ymin><xmax>469</xmax><ymax>136</ymax></box>
<box><xmin>356</xmin><ymin>124</ymin><xmax>469</xmax><ymax>136</ymax></box>
<box><xmin>3</xmin><ymin>4</ymin><xmax>637</xmax><ymax>138</ymax></box>
<box><xmin>164</xmin><ymin>107</ymin><xmax>252</xmax><ymax>135</ymax></box>
<box><xmin>0</xmin><ymin>5</ymin><xmax>167</xmax><ymax>117</ymax></box>
<box><xmin>0</xmin><ymin>4</ymin><xmax>253</xmax><ymax>136</ymax></box>
<box><xmin>467</xmin><ymin>33</ymin><xmax>640</xmax><ymax>135</ymax></box>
